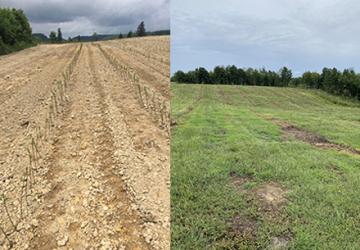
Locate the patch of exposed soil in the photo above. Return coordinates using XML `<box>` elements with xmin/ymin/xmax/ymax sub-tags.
<box><xmin>282</xmin><ymin>124</ymin><xmax>328</xmax><ymax>144</ymax></box>
<box><xmin>254</xmin><ymin>182</ymin><xmax>287</xmax><ymax>216</ymax></box>
<box><xmin>270</xmin><ymin>233</ymin><xmax>292</xmax><ymax>250</ymax></box>
<box><xmin>228</xmin><ymin>172</ymin><xmax>291</xmax><ymax>245</ymax></box>
<box><xmin>229</xmin><ymin>172</ymin><xmax>253</xmax><ymax>192</ymax></box>
<box><xmin>229</xmin><ymin>173</ymin><xmax>288</xmax><ymax>214</ymax></box>
<box><xmin>229</xmin><ymin>215</ymin><xmax>258</xmax><ymax>240</ymax></box>
<box><xmin>273</xmin><ymin>119</ymin><xmax>360</xmax><ymax>155</ymax></box>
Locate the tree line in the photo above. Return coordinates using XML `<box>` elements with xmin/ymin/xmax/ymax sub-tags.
<box><xmin>0</xmin><ymin>8</ymin><xmax>35</xmax><ymax>55</ymax></box>
<box><xmin>50</xmin><ymin>21</ymin><xmax>148</xmax><ymax>44</ymax></box>
<box><xmin>49</xmin><ymin>28</ymin><xmax>63</xmax><ymax>43</ymax></box>
<box><xmin>118</xmin><ymin>21</ymin><xmax>146</xmax><ymax>39</ymax></box>
<box><xmin>0</xmin><ymin>9</ymin><xmax>165</xmax><ymax>50</ymax></box>
<box><xmin>171</xmin><ymin>66</ymin><xmax>360</xmax><ymax>100</ymax></box>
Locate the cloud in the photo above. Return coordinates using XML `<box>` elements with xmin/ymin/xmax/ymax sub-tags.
<box><xmin>1</xmin><ymin>0</ymin><xmax>169</xmax><ymax>37</ymax></box>
<box><xmin>171</xmin><ymin>0</ymin><xmax>360</xmax><ymax>75</ymax></box>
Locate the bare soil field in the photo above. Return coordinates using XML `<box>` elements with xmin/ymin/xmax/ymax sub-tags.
<box><xmin>0</xmin><ymin>36</ymin><xmax>170</xmax><ymax>249</ymax></box>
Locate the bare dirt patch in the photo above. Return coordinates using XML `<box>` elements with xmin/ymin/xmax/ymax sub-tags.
<box><xmin>229</xmin><ymin>173</ymin><xmax>287</xmax><ymax>215</ymax></box>
<box><xmin>229</xmin><ymin>215</ymin><xmax>258</xmax><ymax>240</ymax></box>
<box><xmin>229</xmin><ymin>172</ymin><xmax>253</xmax><ymax>192</ymax></box>
<box><xmin>228</xmin><ymin>173</ymin><xmax>290</xmax><ymax>244</ymax></box>
<box><xmin>270</xmin><ymin>233</ymin><xmax>293</xmax><ymax>250</ymax></box>
<box><xmin>254</xmin><ymin>182</ymin><xmax>287</xmax><ymax>216</ymax></box>
<box><xmin>271</xmin><ymin>119</ymin><xmax>360</xmax><ymax>155</ymax></box>
<box><xmin>282</xmin><ymin>124</ymin><xmax>328</xmax><ymax>144</ymax></box>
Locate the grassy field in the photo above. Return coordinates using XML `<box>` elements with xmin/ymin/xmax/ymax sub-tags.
<box><xmin>171</xmin><ymin>84</ymin><xmax>360</xmax><ymax>249</ymax></box>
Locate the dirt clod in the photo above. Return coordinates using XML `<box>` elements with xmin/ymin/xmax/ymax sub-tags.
<box><xmin>20</xmin><ymin>120</ymin><xmax>29</xmax><ymax>127</ymax></box>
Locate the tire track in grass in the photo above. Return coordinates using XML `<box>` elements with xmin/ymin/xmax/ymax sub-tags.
<box><xmin>172</xmin><ymin>84</ymin><xmax>205</xmax><ymax>125</ymax></box>
<box><xmin>215</xmin><ymin>85</ymin><xmax>360</xmax><ymax>156</ymax></box>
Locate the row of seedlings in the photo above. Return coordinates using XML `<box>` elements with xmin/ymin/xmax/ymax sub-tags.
<box><xmin>0</xmin><ymin>44</ymin><xmax>83</xmax><ymax>248</ymax></box>
<box><xmin>96</xmin><ymin>44</ymin><xmax>170</xmax><ymax>133</ymax></box>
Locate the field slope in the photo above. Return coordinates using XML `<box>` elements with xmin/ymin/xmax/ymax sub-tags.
<box><xmin>0</xmin><ymin>36</ymin><xmax>170</xmax><ymax>249</ymax></box>
<box><xmin>171</xmin><ymin>84</ymin><xmax>360</xmax><ymax>249</ymax></box>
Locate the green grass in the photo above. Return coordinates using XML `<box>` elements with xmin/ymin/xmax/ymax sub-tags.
<box><xmin>0</xmin><ymin>40</ymin><xmax>37</xmax><ymax>56</ymax></box>
<box><xmin>171</xmin><ymin>84</ymin><xmax>360</xmax><ymax>249</ymax></box>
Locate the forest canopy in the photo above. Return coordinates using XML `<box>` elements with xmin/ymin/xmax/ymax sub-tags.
<box><xmin>0</xmin><ymin>8</ymin><xmax>35</xmax><ymax>55</ymax></box>
<box><xmin>172</xmin><ymin>66</ymin><xmax>360</xmax><ymax>100</ymax></box>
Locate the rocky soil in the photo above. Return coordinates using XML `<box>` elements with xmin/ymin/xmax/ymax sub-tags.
<box><xmin>0</xmin><ymin>36</ymin><xmax>170</xmax><ymax>249</ymax></box>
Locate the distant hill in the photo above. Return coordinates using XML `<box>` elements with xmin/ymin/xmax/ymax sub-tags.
<box><xmin>73</xmin><ymin>30</ymin><xmax>170</xmax><ymax>42</ymax></box>
<box><xmin>32</xmin><ymin>33</ymin><xmax>49</xmax><ymax>43</ymax></box>
<box><xmin>72</xmin><ymin>34</ymin><xmax>118</xmax><ymax>42</ymax></box>
<box><xmin>31</xmin><ymin>29</ymin><xmax>170</xmax><ymax>43</ymax></box>
<box><xmin>146</xmin><ymin>30</ymin><xmax>170</xmax><ymax>36</ymax></box>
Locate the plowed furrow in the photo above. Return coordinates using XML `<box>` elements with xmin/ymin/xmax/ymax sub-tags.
<box><xmin>0</xmin><ymin>45</ymin><xmax>76</xmax><ymax>105</ymax></box>
<box><xmin>92</xmin><ymin>43</ymin><xmax>170</xmax><ymax>249</ymax></box>
<box><xmin>30</xmin><ymin>44</ymin><xmax>149</xmax><ymax>249</ymax></box>
<box><xmin>99</xmin><ymin>44</ymin><xmax>169</xmax><ymax>98</ymax></box>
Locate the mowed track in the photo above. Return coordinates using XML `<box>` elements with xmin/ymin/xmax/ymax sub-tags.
<box><xmin>0</xmin><ymin>36</ymin><xmax>170</xmax><ymax>249</ymax></box>
<box><xmin>171</xmin><ymin>84</ymin><xmax>360</xmax><ymax>249</ymax></box>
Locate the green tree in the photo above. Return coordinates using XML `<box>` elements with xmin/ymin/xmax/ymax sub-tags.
<box><xmin>226</xmin><ymin>65</ymin><xmax>240</xmax><ymax>84</ymax></box>
<box><xmin>213</xmin><ymin>66</ymin><xmax>227</xmax><ymax>84</ymax></box>
<box><xmin>321</xmin><ymin>68</ymin><xmax>340</xmax><ymax>94</ymax></box>
<box><xmin>57</xmin><ymin>28</ymin><xmax>62</xmax><ymax>42</ymax></box>
<box><xmin>172</xmin><ymin>64</ymin><xmax>360</xmax><ymax>100</ymax></box>
<box><xmin>136</xmin><ymin>21</ymin><xmax>146</xmax><ymax>37</ymax></box>
<box><xmin>338</xmin><ymin>69</ymin><xmax>356</xmax><ymax>96</ymax></box>
<box><xmin>92</xmin><ymin>32</ymin><xmax>98</xmax><ymax>41</ymax></box>
<box><xmin>49</xmin><ymin>31</ymin><xmax>57</xmax><ymax>43</ymax></box>
<box><xmin>172</xmin><ymin>71</ymin><xmax>187</xmax><ymax>83</ymax></box>
<box><xmin>0</xmin><ymin>8</ymin><xmax>19</xmax><ymax>45</ymax></box>
<box><xmin>280</xmin><ymin>67</ymin><xmax>292</xmax><ymax>86</ymax></box>
<box><xmin>301</xmin><ymin>72</ymin><xmax>320</xmax><ymax>89</ymax></box>
<box><xmin>13</xmin><ymin>9</ymin><xmax>32</xmax><ymax>43</ymax></box>
<box><xmin>237</xmin><ymin>68</ymin><xmax>248</xmax><ymax>85</ymax></box>
<box><xmin>118</xmin><ymin>33</ymin><xmax>123</xmax><ymax>39</ymax></box>
<box><xmin>0</xmin><ymin>8</ymin><xmax>34</xmax><ymax>54</ymax></box>
<box><xmin>195</xmin><ymin>67</ymin><xmax>211</xmax><ymax>84</ymax></box>
<box><xmin>127</xmin><ymin>31</ymin><xmax>133</xmax><ymax>38</ymax></box>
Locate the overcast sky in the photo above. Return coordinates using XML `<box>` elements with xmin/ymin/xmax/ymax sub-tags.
<box><xmin>1</xmin><ymin>0</ymin><xmax>169</xmax><ymax>38</ymax></box>
<box><xmin>171</xmin><ymin>0</ymin><xmax>360</xmax><ymax>75</ymax></box>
